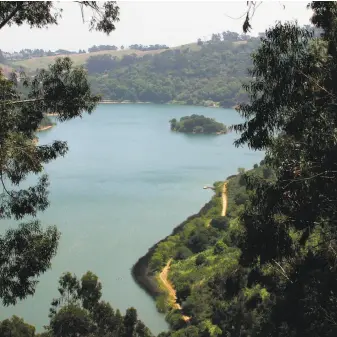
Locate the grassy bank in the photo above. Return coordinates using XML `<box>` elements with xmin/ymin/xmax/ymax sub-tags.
<box><xmin>132</xmin><ymin>181</ymin><xmax>224</xmax><ymax>311</ymax></box>
<box><xmin>132</xmin><ymin>161</ymin><xmax>271</xmax><ymax>330</ymax></box>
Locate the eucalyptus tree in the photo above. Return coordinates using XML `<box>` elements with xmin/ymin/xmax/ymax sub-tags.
<box><xmin>0</xmin><ymin>1</ymin><xmax>119</xmax><ymax>306</ymax></box>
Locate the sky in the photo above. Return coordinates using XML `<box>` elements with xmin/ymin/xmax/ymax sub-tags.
<box><xmin>1</xmin><ymin>1</ymin><xmax>313</xmax><ymax>52</ymax></box>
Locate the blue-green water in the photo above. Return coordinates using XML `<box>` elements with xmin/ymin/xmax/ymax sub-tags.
<box><xmin>0</xmin><ymin>104</ymin><xmax>263</xmax><ymax>334</ymax></box>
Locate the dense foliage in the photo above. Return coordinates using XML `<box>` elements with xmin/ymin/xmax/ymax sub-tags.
<box><xmin>87</xmin><ymin>34</ymin><xmax>260</xmax><ymax>107</ymax></box>
<box><xmin>129</xmin><ymin>44</ymin><xmax>169</xmax><ymax>51</ymax></box>
<box><xmin>170</xmin><ymin>115</ymin><xmax>227</xmax><ymax>134</ymax></box>
<box><xmin>88</xmin><ymin>44</ymin><xmax>118</xmax><ymax>52</ymax></box>
<box><xmin>0</xmin><ymin>0</ymin><xmax>119</xmax><ymax>315</ymax></box>
<box><xmin>0</xmin><ymin>271</ymin><xmax>152</xmax><ymax>337</ymax></box>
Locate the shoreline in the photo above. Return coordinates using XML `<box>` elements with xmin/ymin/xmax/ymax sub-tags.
<box><xmin>131</xmin><ymin>182</ymin><xmax>225</xmax><ymax>303</ymax></box>
<box><xmin>37</xmin><ymin>125</ymin><xmax>53</xmax><ymax>132</ymax></box>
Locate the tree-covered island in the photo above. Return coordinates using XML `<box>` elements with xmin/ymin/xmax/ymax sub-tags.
<box><xmin>170</xmin><ymin>114</ymin><xmax>227</xmax><ymax>134</ymax></box>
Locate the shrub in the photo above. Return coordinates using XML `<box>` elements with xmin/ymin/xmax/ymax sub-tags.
<box><xmin>175</xmin><ymin>246</ymin><xmax>193</xmax><ymax>260</ymax></box>
<box><xmin>210</xmin><ymin>216</ymin><xmax>229</xmax><ymax>230</ymax></box>
<box><xmin>213</xmin><ymin>241</ymin><xmax>227</xmax><ymax>254</ymax></box>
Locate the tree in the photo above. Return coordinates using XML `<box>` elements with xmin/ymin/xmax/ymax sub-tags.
<box><xmin>0</xmin><ymin>2</ymin><xmax>119</xmax><ymax>33</ymax></box>
<box><xmin>231</xmin><ymin>2</ymin><xmax>337</xmax><ymax>336</ymax></box>
<box><xmin>48</xmin><ymin>271</ymin><xmax>151</xmax><ymax>337</ymax></box>
<box><xmin>0</xmin><ymin>316</ymin><xmax>35</xmax><ymax>337</ymax></box>
<box><xmin>50</xmin><ymin>305</ymin><xmax>93</xmax><ymax>337</ymax></box>
<box><xmin>0</xmin><ymin>1</ymin><xmax>120</xmax><ymax>307</ymax></box>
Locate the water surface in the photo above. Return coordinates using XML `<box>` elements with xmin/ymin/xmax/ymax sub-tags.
<box><xmin>0</xmin><ymin>104</ymin><xmax>263</xmax><ymax>334</ymax></box>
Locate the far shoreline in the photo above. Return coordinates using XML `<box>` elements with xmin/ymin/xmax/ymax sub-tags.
<box><xmin>99</xmin><ymin>100</ymin><xmax>237</xmax><ymax>109</ymax></box>
<box><xmin>45</xmin><ymin>101</ymin><xmax>237</xmax><ymax>112</ymax></box>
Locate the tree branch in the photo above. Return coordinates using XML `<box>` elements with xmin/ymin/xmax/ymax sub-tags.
<box><xmin>272</xmin><ymin>259</ymin><xmax>293</xmax><ymax>283</ymax></box>
<box><xmin>0</xmin><ymin>2</ymin><xmax>24</xmax><ymax>30</ymax></box>
<box><xmin>0</xmin><ymin>172</ymin><xmax>14</xmax><ymax>199</ymax></box>
<box><xmin>2</xmin><ymin>98</ymin><xmax>44</xmax><ymax>105</ymax></box>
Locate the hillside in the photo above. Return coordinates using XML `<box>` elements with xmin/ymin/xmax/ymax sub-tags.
<box><xmin>87</xmin><ymin>38</ymin><xmax>260</xmax><ymax>107</ymax></box>
<box><xmin>8</xmin><ymin>34</ymin><xmax>260</xmax><ymax>108</ymax></box>
<box><xmin>10</xmin><ymin>42</ymin><xmax>201</xmax><ymax>70</ymax></box>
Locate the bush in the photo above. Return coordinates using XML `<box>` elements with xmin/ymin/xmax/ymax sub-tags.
<box><xmin>176</xmin><ymin>284</ymin><xmax>191</xmax><ymax>304</ymax></box>
<box><xmin>213</xmin><ymin>241</ymin><xmax>227</xmax><ymax>254</ymax></box>
<box><xmin>210</xmin><ymin>216</ymin><xmax>229</xmax><ymax>230</ymax></box>
<box><xmin>195</xmin><ymin>254</ymin><xmax>207</xmax><ymax>266</ymax></box>
<box><xmin>187</xmin><ymin>227</ymin><xmax>219</xmax><ymax>253</ymax></box>
<box><xmin>263</xmin><ymin>167</ymin><xmax>273</xmax><ymax>179</ymax></box>
<box><xmin>166</xmin><ymin>310</ymin><xmax>187</xmax><ymax>330</ymax></box>
<box><xmin>234</xmin><ymin>192</ymin><xmax>249</xmax><ymax>206</ymax></box>
<box><xmin>175</xmin><ymin>246</ymin><xmax>193</xmax><ymax>260</ymax></box>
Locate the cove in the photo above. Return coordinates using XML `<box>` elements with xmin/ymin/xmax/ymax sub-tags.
<box><xmin>0</xmin><ymin>103</ymin><xmax>264</xmax><ymax>335</ymax></box>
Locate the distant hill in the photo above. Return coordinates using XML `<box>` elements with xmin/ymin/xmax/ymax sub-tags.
<box><xmin>7</xmin><ymin>32</ymin><xmax>261</xmax><ymax>107</ymax></box>
<box><xmin>87</xmin><ymin>37</ymin><xmax>260</xmax><ymax>107</ymax></box>
<box><xmin>10</xmin><ymin>43</ymin><xmax>199</xmax><ymax>70</ymax></box>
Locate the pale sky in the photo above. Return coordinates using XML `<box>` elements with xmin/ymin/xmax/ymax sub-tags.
<box><xmin>1</xmin><ymin>1</ymin><xmax>312</xmax><ymax>52</ymax></box>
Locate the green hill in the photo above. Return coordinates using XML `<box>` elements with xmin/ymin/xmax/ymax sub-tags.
<box><xmin>9</xmin><ymin>34</ymin><xmax>260</xmax><ymax>108</ymax></box>
<box><xmin>85</xmin><ymin>37</ymin><xmax>260</xmax><ymax>107</ymax></box>
<box><xmin>12</xmin><ymin>47</ymin><xmax>171</xmax><ymax>70</ymax></box>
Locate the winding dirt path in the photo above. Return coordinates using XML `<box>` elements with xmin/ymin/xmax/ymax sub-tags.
<box><xmin>221</xmin><ymin>181</ymin><xmax>228</xmax><ymax>216</ymax></box>
<box><xmin>159</xmin><ymin>259</ymin><xmax>190</xmax><ymax>321</ymax></box>
<box><xmin>158</xmin><ymin>181</ymin><xmax>228</xmax><ymax>322</ymax></box>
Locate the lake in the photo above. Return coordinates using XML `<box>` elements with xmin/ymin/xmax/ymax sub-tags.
<box><xmin>0</xmin><ymin>103</ymin><xmax>263</xmax><ymax>334</ymax></box>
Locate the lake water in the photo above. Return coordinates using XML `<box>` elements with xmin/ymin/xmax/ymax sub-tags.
<box><xmin>0</xmin><ymin>104</ymin><xmax>263</xmax><ymax>334</ymax></box>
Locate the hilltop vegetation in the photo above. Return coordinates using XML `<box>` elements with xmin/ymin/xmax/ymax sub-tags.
<box><xmin>8</xmin><ymin>32</ymin><xmax>261</xmax><ymax>107</ymax></box>
<box><xmin>170</xmin><ymin>115</ymin><xmax>227</xmax><ymax>134</ymax></box>
<box><xmin>87</xmin><ymin>35</ymin><xmax>260</xmax><ymax>107</ymax></box>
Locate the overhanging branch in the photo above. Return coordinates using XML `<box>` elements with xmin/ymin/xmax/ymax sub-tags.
<box><xmin>0</xmin><ymin>2</ymin><xmax>24</xmax><ymax>30</ymax></box>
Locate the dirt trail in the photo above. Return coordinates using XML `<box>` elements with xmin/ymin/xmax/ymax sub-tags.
<box><xmin>159</xmin><ymin>259</ymin><xmax>190</xmax><ymax>322</ymax></box>
<box><xmin>221</xmin><ymin>181</ymin><xmax>228</xmax><ymax>216</ymax></box>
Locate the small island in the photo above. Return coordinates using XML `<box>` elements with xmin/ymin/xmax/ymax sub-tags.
<box><xmin>169</xmin><ymin>114</ymin><xmax>227</xmax><ymax>134</ymax></box>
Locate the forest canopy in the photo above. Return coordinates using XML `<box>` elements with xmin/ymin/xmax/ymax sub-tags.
<box><xmin>170</xmin><ymin>115</ymin><xmax>227</xmax><ymax>134</ymax></box>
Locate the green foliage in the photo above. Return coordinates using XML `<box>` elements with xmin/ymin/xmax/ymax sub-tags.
<box><xmin>0</xmin><ymin>0</ymin><xmax>121</xmax><ymax>309</ymax></box>
<box><xmin>0</xmin><ymin>2</ymin><xmax>120</xmax><ymax>34</ymax></box>
<box><xmin>0</xmin><ymin>316</ymin><xmax>35</xmax><ymax>337</ymax></box>
<box><xmin>50</xmin><ymin>304</ymin><xmax>93</xmax><ymax>337</ymax></box>
<box><xmin>0</xmin><ymin>221</ymin><xmax>60</xmax><ymax>306</ymax></box>
<box><xmin>170</xmin><ymin>115</ymin><xmax>227</xmax><ymax>134</ymax></box>
<box><xmin>48</xmin><ymin>271</ymin><xmax>152</xmax><ymax>337</ymax></box>
<box><xmin>210</xmin><ymin>216</ymin><xmax>229</xmax><ymax>230</ymax></box>
<box><xmin>175</xmin><ymin>246</ymin><xmax>194</xmax><ymax>261</ymax></box>
<box><xmin>166</xmin><ymin>310</ymin><xmax>186</xmax><ymax>330</ymax></box>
